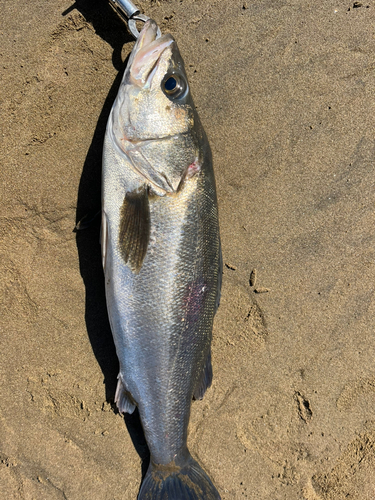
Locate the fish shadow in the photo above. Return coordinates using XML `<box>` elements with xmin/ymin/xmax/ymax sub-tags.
<box><xmin>63</xmin><ymin>0</ymin><xmax>131</xmax><ymax>71</ymax></box>
<box><xmin>72</xmin><ymin>0</ymin><xmax>150</xmax><ymax>482</ymax></box>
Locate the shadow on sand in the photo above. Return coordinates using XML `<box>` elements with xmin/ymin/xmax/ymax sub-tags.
<box><xmin>71</xmin><ymin>0</ymin><xmax>150</xmax><ymax>483</ymax></box>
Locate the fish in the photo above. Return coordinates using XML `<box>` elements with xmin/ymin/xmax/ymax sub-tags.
<box><xmin>101</xmin><ymin>19</ymin><xmax>222</xmax><ymax>500</ymax></box>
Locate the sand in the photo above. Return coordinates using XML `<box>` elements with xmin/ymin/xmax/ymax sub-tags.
<box><xmin>2</xmin><ymin>0</ymin><xmax>375</xmax><ymax>498</ymax></box>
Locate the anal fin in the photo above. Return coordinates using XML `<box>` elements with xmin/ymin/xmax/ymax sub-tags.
<box><xmin>119</xmin><ymin>186</ymin><xmax>150</xmax><ymax>273</ymax></box>
<box><xmin>193</xmin><ymin>351</ymin><xmax>213</xmax><ymax>400</ymax></box>
<box><xmin>115</xmin><ymin>374</ymin><xmax>136</xmax><ymax>415</ymax></box>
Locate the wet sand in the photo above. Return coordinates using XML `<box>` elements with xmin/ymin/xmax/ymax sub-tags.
<box><xmin>2</xmin><ymin>0</ymin><xmax>375</xmax><ymax>498</ymax></box>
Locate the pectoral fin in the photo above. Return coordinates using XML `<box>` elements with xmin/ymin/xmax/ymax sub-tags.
<box><xmin>119</xmin><ymin>186</ymin><xmax>150</xmax><ymax>273</ymax></box>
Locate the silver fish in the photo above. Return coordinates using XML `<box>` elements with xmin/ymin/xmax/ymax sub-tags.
<box><xmin>101</xmin><ymin>19</ymin><xmax>222</xmax><ymax>499</ymax></box>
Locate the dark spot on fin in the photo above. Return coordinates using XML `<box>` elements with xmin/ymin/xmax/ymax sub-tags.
<box><xmin>193</xmin><ymin>351</ymin><xmax>212</xmax><ymax>400</ymax></box>
<box><xmin>119</xmin><ymin>186</ymin><xmax>150</xmax><ymax>273</ymax></box>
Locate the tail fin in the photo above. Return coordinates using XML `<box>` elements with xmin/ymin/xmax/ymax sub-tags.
<box><xmin>138</xmin><ymin>453</ymin><xmax>221</xmax><ymax>500</ymax></box>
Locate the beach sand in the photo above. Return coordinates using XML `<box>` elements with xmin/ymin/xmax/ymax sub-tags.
<box><xmin>1</xmin><ymin>0</ymin><xmax>375</xmax><ymax>498</ymax></box>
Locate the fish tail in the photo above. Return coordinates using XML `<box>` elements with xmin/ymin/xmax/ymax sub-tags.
<box><xmin>138</xmin><ymin>453</ymin><xmax>221</xmax><ymax>500</ymax></box>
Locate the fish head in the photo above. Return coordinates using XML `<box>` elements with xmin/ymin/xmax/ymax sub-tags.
<box><xmin>119</xmin><ymin>19</ymin><xmax>194</xmax><ymax>141</ymax></box>
<box><xmin>109</xmin><ymin>20</ymin><xmax>203</xmax><ymax>193</ymax></box>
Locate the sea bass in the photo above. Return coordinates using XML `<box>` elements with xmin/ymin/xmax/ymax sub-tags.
<box><xmin>101</xmin><ymin>19</ymin><xmax>222</xmax><ymax>499</ymax></box>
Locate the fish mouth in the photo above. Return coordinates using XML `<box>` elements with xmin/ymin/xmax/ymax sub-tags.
<box><xmin>129</xmin><ymin>20</ymin><xmax>174</xmax><ymax>87</ymax></box>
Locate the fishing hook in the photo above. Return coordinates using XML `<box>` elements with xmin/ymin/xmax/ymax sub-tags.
<box><xmin>108</xmin><ymin>0</ymin><xmax>161</xmax><ymax>39</ymax></box>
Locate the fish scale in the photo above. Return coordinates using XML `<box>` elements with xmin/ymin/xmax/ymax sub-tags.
<box><xmin>102</xmin><ymin>19</ymin><xmax>221</xmax><ymax>499</ymax></box>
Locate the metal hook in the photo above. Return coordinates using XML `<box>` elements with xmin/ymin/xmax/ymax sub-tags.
<box><xmin>109</xmin><ymin>0</ymin><xmax>139</xmax><ymax>21</ymax></box>
<box><xmin>109</xmin><ymin>0</ymin><xmax>161</xmax><ymax>39</ymax></box>
<box><xmin>128</xmin><ymin>13</ymin><xmax>162</xmax><ymax>39</ymax></box>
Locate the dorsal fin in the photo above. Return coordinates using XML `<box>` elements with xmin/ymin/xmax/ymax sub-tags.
<box><xmin>215</xmin><ymin>239</ymin><xmax>223</xmax><ymax>311</ymax></box>
<box><xmin>119</xmin><ymin>186</ymin><xmax>150</xmax><ymax>273</ymax></box>
<box><xmin>193</xmin><ymin>351</ymin><xmax>213</xmax><ymax>401</ymax></box>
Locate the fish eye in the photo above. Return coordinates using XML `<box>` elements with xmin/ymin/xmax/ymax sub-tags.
<box><xmin>162</xmin><ymin>73</ymin><xmax>187</xmax><ymax>100</ymax></box>
<box><xmin>165</xmin><ymin>76</ymin><xmax>177</xmax><ymax>91</ymax></box>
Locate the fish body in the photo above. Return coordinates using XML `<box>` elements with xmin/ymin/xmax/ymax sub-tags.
<box><xmin>102</xmin><ymin>20</ymin><xmax>221</xmax><ymax>499</ymax></box>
